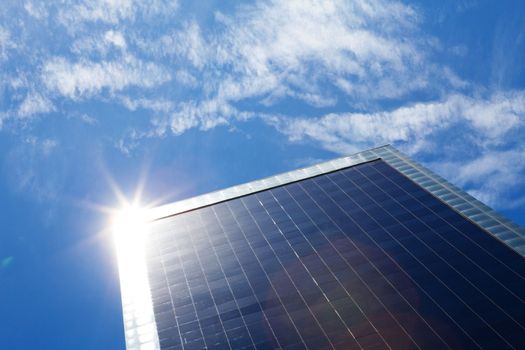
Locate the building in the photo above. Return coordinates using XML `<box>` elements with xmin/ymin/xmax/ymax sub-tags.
<box><xmin>114</xmin><ymin>145</ymin><xmax>525</xmax><ymax>350</ymax></box>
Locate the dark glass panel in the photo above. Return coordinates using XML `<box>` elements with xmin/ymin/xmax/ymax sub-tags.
<box><xmin>145</xmin><ymin>159</ymin><xmax>525</xmax><ymax>349</ymax></box>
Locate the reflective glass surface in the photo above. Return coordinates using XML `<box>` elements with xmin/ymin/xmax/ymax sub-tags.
<box><xmin>144</xmin><ymin>159</ymin><xmax>525</xmax><ymax>349</ymax></box>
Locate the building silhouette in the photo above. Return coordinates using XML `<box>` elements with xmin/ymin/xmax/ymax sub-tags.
<box><xmin>115</xmin><ymin>145</ymin><xmax>525</xmax><ymax>350</ymax></box>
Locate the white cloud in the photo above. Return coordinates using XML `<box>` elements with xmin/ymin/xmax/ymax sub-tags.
<box><xmin>23</xmin><ymin>2</ymin><xmax>49</xmax><ymax>19</ymax></box>
<box><xmin>129</xmin><ymin>0</ymin><xmax>443</xmax><ymax>112</ymax></box>
<box><xmin>461</xmin><ymin>91</ymin><xmax>525</xmax><ymax>139</ymax></box>
<box><xmin>18</xmin><ymin>92</ymin><xmax>55</xmax><ymax>118</ymax></box>
<box><xmin>58</xmin><ymin>0</ymin><xmax>179</xmax><ymax>26</ymax></box>
<box><xmin>71</xmin><ymin>36</ymin><xmax>103</xmax><ymax>55</ymax></box>
<box><xmin>208</xmin><ymin>0</ymin><xmax>432</xmax><ymax>104</ymax></box>
<box><xmin>433</xmin><ymin>147</ymin><xmax>525</xmax><ymax>208</ymax></box>
<box><xmin>65</xmin><ymin>112</ymin><xmax>98</xmax><ymax>125</ymax></box>
<box><xmin>78</xmin><ymin>114</ymin><xmax>98</xmax><ymax>125</ymax></box>
<box><xmin>176</xmin><ymin>21</ymin><xmax>208</xmax><ymax>69</ymax></box>
<box><xmin>0</xmin><ymin>0</ymin><xmax>456</xmax><ymax>140</ymax></box>
<box><xmin>175</xmin><ymin>70</ymin><xmax>198</xmax><ymax>88</ymax></box>
<box><xmin>41</xmin><ymin>138</ymin><xmax>59</xmax><ymax>156</ymax></box>
<box><xmin>457</xmin><ymin>150</ymin><xmax>523</xmax><ymax>186</ymax></box>
<box><xmin>104</xmin><ymin>30</ymin><xmax>126</xmax><ymax>49</ymax></box>
<box><xmin>0</xmin><ymin>26</ymin><xmax>15</xmax><ymax>61</ymax></box>
<box><xmin>127</xmin><ymin>0</ymin><xmax>450</xmax><ymax>136</ymax></box>
<box><xmin>169</xmin><ymin>99</ymin><xmax>232</xmax><ymax>135</ymax></box>
<box><xmin>135</xmin><ymin>21</ymin><xmax>208</xmax><ymax>68</ymax></box>
<box><xmin>270</xmin><ymin>91</ymin><xmax>525</xmax><ymax>153</ymax></box>
<box><xmin>119</xmin><ymin>96</ymin><xmax>174</xmax><ymax>113</ymax></box>
<box><xmin>42</xmin><ymin>55</ymin><xmax>170</xmax><ymax>99</ymax></box>
<box><xmin>71</xmin><ymin>30</ymin><xmax>127</xmax><ymax>55</ymax></box>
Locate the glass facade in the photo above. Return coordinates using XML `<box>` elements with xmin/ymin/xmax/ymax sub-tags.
<box><xmin>138</xmin><ymin>158</ymin><xmax>525</xmax><ymax>350</ymax></box>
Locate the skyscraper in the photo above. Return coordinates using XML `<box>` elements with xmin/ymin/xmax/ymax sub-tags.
<box><xmin>114</xmin><ymin>145</ymin><xmax>525</xmax><ymax>350</ymax></box>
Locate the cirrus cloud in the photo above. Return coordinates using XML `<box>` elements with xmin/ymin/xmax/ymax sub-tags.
<box><xmin>42</xmin><ymin>55</ymin><xmax>171</xmax><ymax>99</ymax></box>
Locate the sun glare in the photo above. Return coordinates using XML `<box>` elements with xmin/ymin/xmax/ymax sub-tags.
<box><xmin>112</xmin><ymin>203</ymin><xmax>160</xmax><ymax>350</ymax></box>
<box><xmin>112</xmin><ymin>204</ymin><xmax>149</xmax><ymax>272</ymax></box>
<box><xmin>112</xmin><ymin>204</ymin><xmax>147</xmax><ymax>240</ymax></box>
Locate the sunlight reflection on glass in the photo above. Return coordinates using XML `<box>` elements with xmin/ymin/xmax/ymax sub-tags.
<box><xmin>113</xmin><ymin>204</ymin><xmax>160</xmax><ymax>350</ymax></box>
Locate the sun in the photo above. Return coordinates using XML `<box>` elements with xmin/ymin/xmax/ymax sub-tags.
<box><xmin>112</xmin><ymin>203</ymin><xmax>148</xmax><ymax>240</ymax></box>
<box><xmin>111</xmin><ymin>203</ymin><xmax>150</xmax><ymax>265</ymax></box>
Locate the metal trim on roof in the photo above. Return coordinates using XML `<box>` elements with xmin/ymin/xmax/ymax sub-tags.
<box><xmin>146</xmin><ymin>148</ymin><xmax>383</xmax><ymax>222</ymax></box>
<box><xmin>146</xmin><ymin>144</ymin><xmax>525</xmax><ymax>257</ymax></box>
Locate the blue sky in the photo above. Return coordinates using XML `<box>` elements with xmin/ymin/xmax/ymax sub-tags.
<box><xmin>0</xmin><ymin>0</ymin><xmax>524</xmax><ymax>349</ymax></box>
